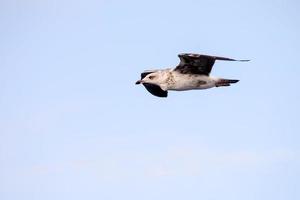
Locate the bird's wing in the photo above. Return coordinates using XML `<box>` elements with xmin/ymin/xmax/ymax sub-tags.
<box><xmin>175</xmin><ymin>53</ymin><xmax>249</xmax><ymax>75</ymax></box>
<box><xmin>143</xmin><ymin>83</ymin><xmax>168</xmax><ymax>98</ymax></box>
<box><xmin>141</xmin><ymin>70</ymin><xmax>159</xmax><ymax>79</ymax></box>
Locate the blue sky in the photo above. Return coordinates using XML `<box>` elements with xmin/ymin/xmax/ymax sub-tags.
<box><xmin>0</xmin><ymin>0</ymin><xmax>299</xmax><ymax>199</ymax></box>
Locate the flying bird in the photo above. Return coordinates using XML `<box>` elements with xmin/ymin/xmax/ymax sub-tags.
<box><xmin>135</xmin><ymin>53</ymin><xmax>249</xmax><ymax>97</ymax></box>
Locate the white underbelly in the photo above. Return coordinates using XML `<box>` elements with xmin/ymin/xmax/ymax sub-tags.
<box><xmin>168</xmin><ymin>75</ymin><xmax>217</xmax><ymax>91</ymax></box>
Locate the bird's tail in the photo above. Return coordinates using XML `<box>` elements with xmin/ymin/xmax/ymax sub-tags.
<box><xmin>216</xmin><ymin>79</ymin><xmax>239</xmax><ymax>87</ymax></box>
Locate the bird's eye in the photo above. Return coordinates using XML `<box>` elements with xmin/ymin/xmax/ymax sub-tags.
<box><xmin>149</xmin><ymin>76</ymin><xmax>155</xmax><ymax>80</ymax></box>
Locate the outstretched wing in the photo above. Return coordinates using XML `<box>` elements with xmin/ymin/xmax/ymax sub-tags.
<box><xmin>142</xmin><ymin>83</ymin><xmax>168</xmax><ymax>98</ymax></box>
<box><xmin>140</xmin><ymin>70</ymin><xmax>159</xmax><ymax>79</ymax></box>
<box><xmin>175</xmin><ymin>53</ymin><xmax>249</xmax><ymax>75</ymax></box>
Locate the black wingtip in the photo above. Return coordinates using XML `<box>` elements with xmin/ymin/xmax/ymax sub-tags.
<box><xmin>230</xmin><ymin>79</ymin><xmax>239</xmax><ymax>83</ymax></box>
<box><xmin>237</xmin><ymin>59</ymin><xmax>250</xmax><ymax>62</ymax></box>
<box><xmin>142</xmin><ymin>83</ymin><xmax>168</xmax><ymax>98</ymax></box>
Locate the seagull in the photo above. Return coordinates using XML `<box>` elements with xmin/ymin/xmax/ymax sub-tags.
<box><xmin>135</xmin><ymin>53</ymin><xmax>249</xmax><ymax>97</ymax></box>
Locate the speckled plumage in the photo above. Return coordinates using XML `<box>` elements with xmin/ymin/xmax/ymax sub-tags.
<box><xmin>136</xmin><ymin>53</ymin><xmax>249</xmax><ymax>97</ymax></box>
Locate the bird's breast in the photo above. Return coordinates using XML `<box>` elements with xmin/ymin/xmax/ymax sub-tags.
<box><xmin>168</xmin><ymin>74</ymin><xmax>216</xmax><ymax>91</ymax></box>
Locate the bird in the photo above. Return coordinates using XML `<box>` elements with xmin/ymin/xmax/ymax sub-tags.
<box><xmin>135</xmin><ymin>53</ymin><xmax>249</xmax><ymax>97</ymax></box>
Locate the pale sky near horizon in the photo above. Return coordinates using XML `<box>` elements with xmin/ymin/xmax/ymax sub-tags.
<box><xmin>1</xmin><ymin>0</ymin><xmax>300</xmax><ymax>200</ymax></box>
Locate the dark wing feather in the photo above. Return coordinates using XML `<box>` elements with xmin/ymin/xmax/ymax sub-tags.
<box><xmin>141</xmin><ymin>72</ymin><xmax>152</xmax><ymax>79</ymax></box>
<box><xmin>142</xmin><ymin>83</ymin><xmax>168</xmax><ymax>98</ymax></box>
<box><xmin>141</xmin><ymin>70</ymin><xmax>159</xmax><ymax>79</ymax></box>
<box><xmin>175</xmin><ymin>53</ymin><xmax>249</xmax><ymax>75</ymax></box>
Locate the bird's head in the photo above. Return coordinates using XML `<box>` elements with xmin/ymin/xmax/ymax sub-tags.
<box><xmin>135</xmin><ymin>71</ymin><xmax>165</xmax><ymax>85</ymax></box>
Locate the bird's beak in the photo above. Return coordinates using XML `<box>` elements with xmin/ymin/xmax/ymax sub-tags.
<box><xmin>135</xmin><ymin>80</ymin><xmax>143</xmax><ymax>84</ymax></box>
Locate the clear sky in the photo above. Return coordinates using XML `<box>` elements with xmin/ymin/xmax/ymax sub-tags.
<box><xmin>1</xmin><ymin>0</ymin><xmax>300</xmax><ymax>199</ymax></box>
